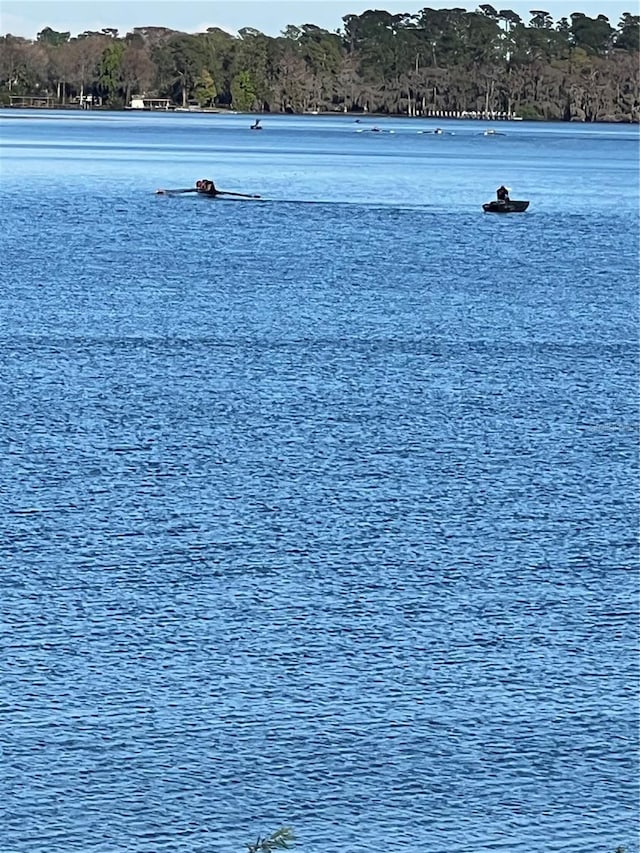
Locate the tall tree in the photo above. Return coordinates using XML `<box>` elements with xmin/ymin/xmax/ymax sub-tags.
<box><xmin>121</xmin><ymin>40</ymin><xmax>155</xmax><ymax>103</ymax></box>
<box><xmin>528</xmin><ymin>10</ymin><xmax>553</xmax><ymax>29</ymax></box>
<box><xmin>230</xmin><ymin>69</ymin><xmax>257</xmax><ymax>110</ymax></box>
<box><xmin>570</xmin><ymin>13</ymin><xmax>614</xmax><ymax>54</ymax></box>
<box><xmin>153</xmin><ymin>34</ymin><xmax>208</xmax><ymax>107</ymax></box>
<box><xmin>66</xmin><ymin>34</ymin><xmax>105</xmax><ymax>102</ymax></box>
<box><xmin>0</xmin><ymin>35</ymin><xmax>30</xmax><ymax>91</ymax></box>
<box><xmin>98</xmin><ymin>41</ymin><xmax>125</xmax><ymax>104</ymax></box>
<box><xmin>36</xmin><ymin>27</ymin><xmax>70</xmax><ymax>46</ymax></box>
<box><xmin>194</xmin><ymin>68</ymin><xmax>217</xmax><ymax>105</ymax></box>
<box><xmin>614</xmin><ymin>13</ymin><xmax>639</xmax><ymax>51</ymax></box>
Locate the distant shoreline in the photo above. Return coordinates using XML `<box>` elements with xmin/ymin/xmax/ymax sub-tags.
<box><xmin>3</xmin><ymin>12</ymin><xmax>638</xmax><ymax>124</ymax></box>
<box><xmin>1</xmin><ymin>104</ymin><xmax>638</xmax><ymax>124</ymax></box>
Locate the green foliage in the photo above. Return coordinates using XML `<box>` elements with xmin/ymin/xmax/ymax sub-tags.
<box><xmin>529</xmin><ymin>10</ymin><xmax>554</xmax><ymax>29</ymax></box>
<box><xmin>98</xmin><ymin>41</ymin><xmax>124</xmax><ymax>103</ymax></box>
<box><xmin>299</xmin><ymin>26</ymin><xmax>343</xmax><ymax>76</ymax></box>
<box><xmin>499</xmin><ymin>9</ymin><xmax>523</xmax><ymax>29</ymax></box>
<box><xmin>153</xmin><ymin>33</ymin><xmax>212</xmax><ymax>106</ymax></box>
<box><xmin>570</xmin><ymin>12</ymin><xmax>613</xmax><ymax>53</ymax></box>
<box><xmin>231</xmin><ymin>29</ymin><xmax>274</xmax><ymax>106</ymax></box>
<box><xmin>231</xmin><ymin>69</ymin><xmax>257</xmax><ymax>111</ymax></box>
<box><xmin>194</xmin><ymin>68</ymin><xmax>217</xmax><ymax>105</ymax></box>
<box><xmin>463</xmin><ymin>11</ymin><xmax>502</xmax><ymax>64</ymax></box>
<box><xmin>246</xmin><ymin>827</ymin><xmax>295</xmax><ymax>853</ymax></box>
<box><xmin>36</xmin><ymin>27</ymin><xmax>70</xmax><ymax>46</ymax></box>
<box><xmin>281</xmin><ymin>25</ymin><xmax>303</xmax><ymax>41</ymax></box>
<box><xmin>615</xmin><ymin>13</ymin><xmax>639</xmax><ymax>51</ymax></box>
<box><xmin>479</xmin><ymin>4</ymin><xmax>499</xmax><ymax>18</ymax></box>
<box><xmin>517</xmin><ymin>102</ymin><xmax>544</xmax><ymax>119</ymax></box>
<box><xmin>569</xmin><ymin>45</ymin><xmax>593</xmax><ymax>69</ymax></box>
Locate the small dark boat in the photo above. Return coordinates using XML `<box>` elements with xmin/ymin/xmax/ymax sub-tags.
<box><xmin>417</xmin><ymin>128</ymin><xmax>455</xmax><ymax>135</ymax></box>
<box><xmin>482</xmin><ymin>200</ymin><xmax>529</xmax><ymax>213</ymax></box>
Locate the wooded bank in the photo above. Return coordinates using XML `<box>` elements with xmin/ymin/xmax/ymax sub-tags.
<box><xmin>1</xmin><ymin>7</ymin><xmax>638</xmax><ymax>122</ymax></box>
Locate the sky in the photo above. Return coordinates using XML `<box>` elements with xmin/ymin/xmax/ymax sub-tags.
<box><xmin>0</xmin><ymin>0</ymin><xmax>636</xmax><ymax>39</ymax></box>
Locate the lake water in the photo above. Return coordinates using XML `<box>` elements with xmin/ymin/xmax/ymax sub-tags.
<box><xmin>1</xmin><ymin>111</ymin><xmax>638</xmax><ymax>853</ymax></box>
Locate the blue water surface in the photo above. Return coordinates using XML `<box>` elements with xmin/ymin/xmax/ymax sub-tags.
<box><xmin>0</xmin><ymin>111</ymin><xmax>638</xmax><ymax>853</ymax></box>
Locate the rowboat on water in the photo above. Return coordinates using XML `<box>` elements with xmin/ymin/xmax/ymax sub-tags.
<box><xmin>482</xmin><ymin>200</ymin><xmax>529</xmax><ymax>213</ymax></box>
<box><xmin>417</xmin><ymin>128</ymin><xmax>455</xmax><ymax>135</ymax></box>
<box><xmin>156</xmin><ymin>179</ymin><xmax>261</xmax><ymax>199</ymax></box>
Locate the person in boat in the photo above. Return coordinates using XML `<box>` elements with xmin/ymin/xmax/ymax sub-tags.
<box><xmin>496</xmin><ymin>185</ymin><xmax>510</xmax><ymax>202</ymax></box>
<box><xmin>196</xmin><ymin>179</ymin><xmax>218</xmax><ymax>196</ymax></box>
<box><xmin>250</xmin><ymin>119</ymin><xmax>262</xmax><ymax>130</ymax></box>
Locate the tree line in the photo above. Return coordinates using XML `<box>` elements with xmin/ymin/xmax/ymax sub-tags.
<box><xmin>0</xmin><ymin>6</ymin><xmax>638</xmax><ymax>121</ymax></box>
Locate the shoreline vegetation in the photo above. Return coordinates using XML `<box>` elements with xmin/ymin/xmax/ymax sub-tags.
<box><xmin>0</xmin><ymin>6</ymin><xmax>638</xmax><ymax>123</ymax></box>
